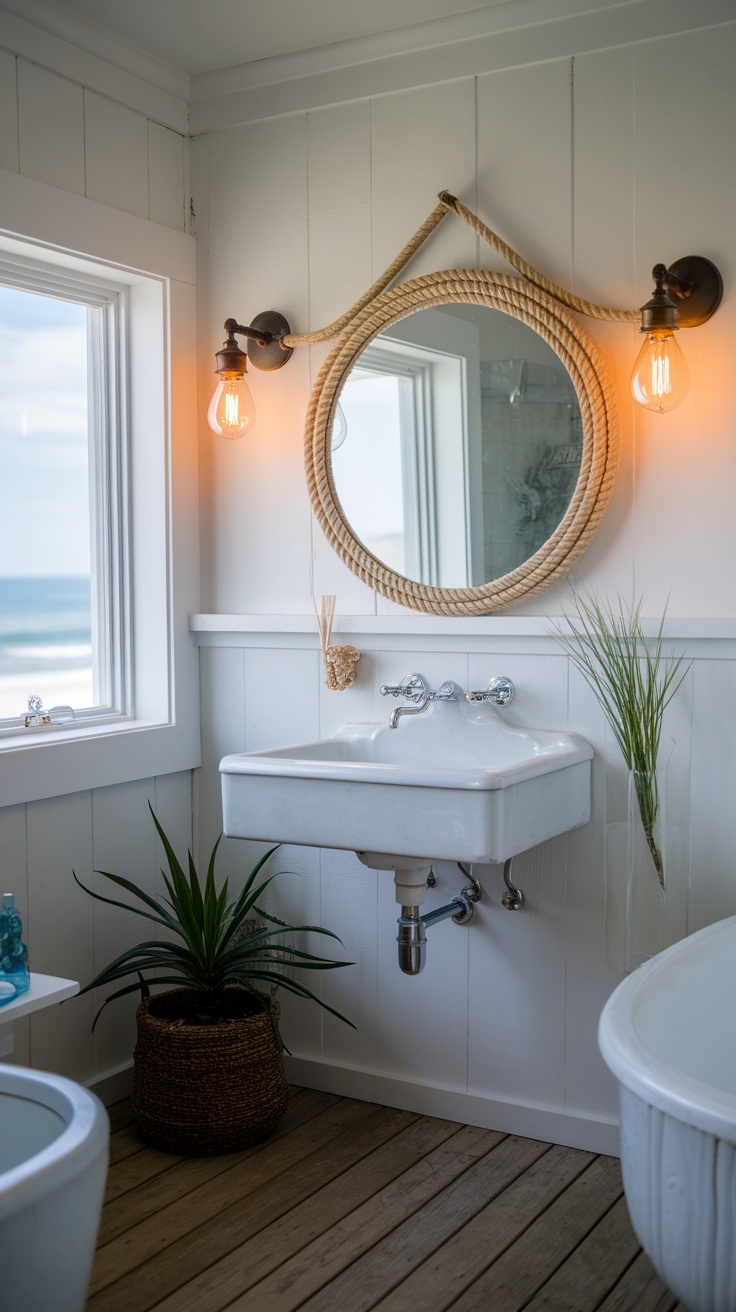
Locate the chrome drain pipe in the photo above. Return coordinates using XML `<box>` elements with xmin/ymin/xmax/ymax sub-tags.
<box><xmin>397</xmin><ymin>907</ymin><xmax>427</xmax><ymax>975</ymax></box>
<box><xmin>397</xmin><ymin>867</ymin><xmax>480</xmax><ymax>975</ymax></box>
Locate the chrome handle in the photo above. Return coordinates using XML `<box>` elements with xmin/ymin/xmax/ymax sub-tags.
<box><xmin>380</xmin><ymin>673</ymin><xmax>429</xmax><ymax>705</ymax></box>
<box><xmin>430</xmin><ymin>680</ymin><xmax>459</xmax><ymax>702</ymax></box>
<box><xmin>465</xmin><ymin>676</ymin><xmax>515</xmax><ymax>707</ymax></box>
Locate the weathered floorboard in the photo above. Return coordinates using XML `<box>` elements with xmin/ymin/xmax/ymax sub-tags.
<box><xmin>87</xmin><ymin>1097</ymin><xmax>675</xmax><ymax>1312</ymax></box>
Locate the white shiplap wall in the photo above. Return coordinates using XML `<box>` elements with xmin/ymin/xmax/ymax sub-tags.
<box><xmin>193</xmin><ymin>11</ymin><xmax>736</xmax><ymax>1150</ymax></box>
<box><xmin>0</xmin><ymin>22</ymin><xmax>193</xmax><ymax>1094</ymax></box>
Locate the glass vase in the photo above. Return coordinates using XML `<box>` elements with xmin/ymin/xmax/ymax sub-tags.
<box><xmin>605</xmin><ymin>764</ymin><xmax>688</xmax><ymax>975</ymax></box>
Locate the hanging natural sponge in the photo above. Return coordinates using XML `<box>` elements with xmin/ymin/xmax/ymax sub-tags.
<box><xmin>312</xmin><ymin>595</ymin><xmax>361</xmax><ymax>691</ymax></box>
<box><xmin>324</xmin><ymin>643</ymin><xmax>360</xmax><ymax>690</ymax></box>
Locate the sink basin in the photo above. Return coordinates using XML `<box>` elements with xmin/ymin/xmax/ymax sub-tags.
<box><xmin>220</xmin><ymin>700</ymin><xmax>593</xmax><ymax>865</ymax></box>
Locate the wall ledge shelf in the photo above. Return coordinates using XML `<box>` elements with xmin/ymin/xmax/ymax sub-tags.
<box><xmin>0</xmin><ymin>974</ymin><xmax>79</xmax><ymax>1024</ymax></box>
<box><xmin>190</xmin><ymin>613</ymin><xmax>736</xmax><ymax>643</ymax></box>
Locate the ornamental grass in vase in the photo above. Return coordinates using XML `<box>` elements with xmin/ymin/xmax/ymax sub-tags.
<box><xmin>551</xmin><ymin>592</ymin><xmax>690</xmax><ymax>972</ymax></box>
<box><xmin>75</xmin><ymin>806</ymin><xmax>353</xmax><ymax>1154</ymax></box>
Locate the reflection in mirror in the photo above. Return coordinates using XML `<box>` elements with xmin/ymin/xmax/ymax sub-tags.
<box><xmin>332</xmin><ymin>304</ymin><xmax>582</xmax><ymax>589</ymax></box>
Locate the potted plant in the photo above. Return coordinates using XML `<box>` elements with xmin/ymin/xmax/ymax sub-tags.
<box><xmin>75</xmin><ymin>806</ymin><xmax>353</xmax><ymax>1155</ymax></box>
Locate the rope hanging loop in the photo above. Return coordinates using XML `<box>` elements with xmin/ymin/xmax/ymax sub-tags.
<box><xmin>284</xmin><ymin>189</ymin><xmax>639</xmax><ymax>352</ymax></box>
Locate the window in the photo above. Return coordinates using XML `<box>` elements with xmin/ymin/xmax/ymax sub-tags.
<box><xmin>0</xmin><ymin>169</ymin><xmax>200</xmax><ymax>807</ymax></box>
<box><xmin>0</xmin><ymin>260</ymin><xmax>126</xmax><ymax>730</ymax></box>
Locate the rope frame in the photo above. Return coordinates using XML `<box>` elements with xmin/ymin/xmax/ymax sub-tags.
<box><xmin>305</xmin><ymin>268</ymin><xmax>619</xmax><ymax>617</ymax></box>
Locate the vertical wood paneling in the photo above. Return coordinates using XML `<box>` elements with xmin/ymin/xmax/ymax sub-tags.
<box><xmin>571</xmin><ymin>47</ymin><xmax>637</xmax><ymax>602</ymax></box>
<box><xmin>270</xmin><ymin>843</ymin><xmax>325</xmax><ymax>1060</ymax></box>
<box><xmin>319</xmin><ymin>846</ymin><xmax>379</xmax><ymax>1069</ymax></box>
<box><xmin>153</xmin><ymin>771</ymin><xmax>193</xmax><ymax>860</ymax></box>
<box><xmin>0</xmin><ymin>51</ymin><xmax>19</xmax><ymax>172</ymax></box>
<box><xmin>467</xmin><ymin>651</ymin><xmax>569</xmax><ymax>1107</ymax></box>
<box><xmin>689</xmin><ymin>659</ymin><xmax>736</xmax><ymax>933</ymax></box>
<box><xmin>26</xmin><ymin>791</ymin><xmax>96</xmax><ymax>1081</ymax></box>
<box><xmin>90</xmin><ymin>778</ymin><xmax>158</xmax><ymax>1078</ymax></box>
<box><xmin>373</xmin><ymin>858</ymin><xmax>470</xmax><ymax>1087</ymax></box>
<box><xmin>631</xmin><ymin>25</ymin><xmax>736</xmax><ymax>616</ymax></box>
<box><xmin>84</xmin><ymin>90</ymin><xmax>149</xmax><ymax>219</ymax></box>
<box><xmin>306</xmin><ymin>100</ymin><xmax>378</xmax><ymax>614</ymax></box>
<box><xmin>476</xmin><ymin>60</ymin><xmax>573</xmax><ymax>284</ymax></box>
<box><xmin>240</xmin><ymin>647</ymin><xmax>323</xmax><ymax>1056</ymax></box>
<box><xmin>198</xmin><ymin>117</ymin><xmax>311</xmax><ymax>615</ymax></box>
<box><xmin>370</xmin><ymin>81</ymin><xmax>477</xmax><ymax>278</ymax></box>
<box><xmin>243</xmin><ymin>646</ymin><xmax>320</xmax><ymax>751</ymax></box>
<box><xmin>17</xmin><ymin>60</ymin><xmax>85</xmax><ymax>196</ymax></box>
<box><xmin>197</xmin><ymin>645</ymin><xmax>246</xmax><ymax>877</ymax></box>
<box><xmin>148</xmin><ymin>121</ymin><xmax>186</xmax><ymax>230</ymax></box>
<box><xmin>468</xmin><ymin>839</ymin><xmax>567</xmax><ymax>1107</ymax></box>
<box><xmin>562</xmin><ymin>667</ymin><xmax>619</xmax><ymax>1119</ymax></box>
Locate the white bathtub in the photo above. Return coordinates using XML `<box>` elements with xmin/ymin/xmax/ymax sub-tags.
<box><xmin>0</xmin><ymin>1063</ymin><xmax>109</xmax><ymax>1312</ymax></box>
<box><xmin>599</xmin><ymin>915</ymin><xmax>736</xmax><ymax>1312</ymax></box>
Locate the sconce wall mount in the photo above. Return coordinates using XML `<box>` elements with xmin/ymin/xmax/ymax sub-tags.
<box><xmin>216</xmin><ymin>312</ymin><xmax>293</xmax><ymax>373</ymax></box>
<box><xmin>648</xmin><ymin>255</ymin><xmax>723</xmax><ymax>329</ymax></box>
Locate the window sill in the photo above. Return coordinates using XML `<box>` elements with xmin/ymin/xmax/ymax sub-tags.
<box><xmin>0</xmin><ymin>717</ymin><xmax>200</xmax><ymax>808</ymax></box>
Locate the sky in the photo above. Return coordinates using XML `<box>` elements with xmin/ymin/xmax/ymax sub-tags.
<box><xmin>0</xmin><ymin>284</ymin><xmax>91</xmax><ymax>578</ymax></box>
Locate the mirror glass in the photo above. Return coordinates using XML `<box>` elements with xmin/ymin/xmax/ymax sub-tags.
<box><xmin>332</xmin><ymin>304</ymin><xmax>583</xmax><ymax>589</ymax></box>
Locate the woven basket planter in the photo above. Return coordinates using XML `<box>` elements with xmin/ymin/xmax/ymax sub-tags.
<box><xmin>132</xmin><ymin>987</ymin><xmax>288</xmax><ymax>1155</ymax></box>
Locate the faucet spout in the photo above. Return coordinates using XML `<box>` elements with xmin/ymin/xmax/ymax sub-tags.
<box><xmin>389</xmin><ymin>698</ymin><xmax>429</xmax><ymax>728</ymax></box>
<box><xmin>381</xmin><ymin>673</ymin><xmax>459</xmax><ymax>728</ymax></box>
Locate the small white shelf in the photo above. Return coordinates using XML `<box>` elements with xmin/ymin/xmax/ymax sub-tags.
<box><xmin>189</xmin><ymin>613</ymin><xmax>736</xmax><ymax>642</ymax></box>
<box><xmin>0</xmin><ymin>974</ymin><xmax>79</xmax><ymax>1024</ymax></box>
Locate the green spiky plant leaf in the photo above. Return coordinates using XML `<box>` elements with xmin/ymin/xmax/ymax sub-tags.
<box><xmin>550</xmin><ymin>591</ymin><xmax>689</xmax><ymax>888</ymax></box>
<box><xmin>75</xmin><ymin>805</ymin><xmax>354</xmax><ymax>1028</ymax></box>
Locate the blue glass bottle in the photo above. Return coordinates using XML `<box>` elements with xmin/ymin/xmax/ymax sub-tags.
<box><xmin>0</xmin><ymin>894</ymin><xmax>30</xmax><ymax>1005</ymax></box>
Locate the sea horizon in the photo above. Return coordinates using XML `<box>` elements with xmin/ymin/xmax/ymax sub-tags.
<box><xmin>0</xmin><ymin>575</ymin><xmax>93</xmax><ymax>717</ymax></box>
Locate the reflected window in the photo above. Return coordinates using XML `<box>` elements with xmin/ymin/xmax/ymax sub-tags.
<box><xmin>336</xmin><ymin>333</ymin><xmax>472</xmax><ymax>587</ymax></box>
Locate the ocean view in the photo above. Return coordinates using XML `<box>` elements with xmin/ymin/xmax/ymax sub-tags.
<box><xmin>0</xmin><ymin>577</ymin><xmax>93</xmax><ymax>719</ymax></box>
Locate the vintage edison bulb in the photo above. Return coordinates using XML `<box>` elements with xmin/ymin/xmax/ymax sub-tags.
<box><xmin>207</xmin><ymin>372</ymin><xmax>256</xmax><ymax>438</ymax></box>
<box><xmin>630</xmin><ymin>330</ymin><xmax>690</xmax><ymax>413</ymax></box>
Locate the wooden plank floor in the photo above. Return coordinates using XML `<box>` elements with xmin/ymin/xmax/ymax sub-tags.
<box><xmin>88</xmin><ymin>1089</ymin><xmax>678</xmax><ymax>1312</ymax></box>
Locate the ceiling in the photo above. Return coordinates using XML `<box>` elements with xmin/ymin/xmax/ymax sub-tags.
<box><xmin>20</xmin><ymin>0</ymin><xmax>516</xmax><ymax>76</ymax></box>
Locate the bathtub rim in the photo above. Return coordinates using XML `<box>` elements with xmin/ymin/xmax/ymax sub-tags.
<box><xmin>0</xmin><ymin>1062</ymin><xmax>109</xmax><ymax>1220</ymax></box>
<box><xmin>598</xmin><ymin>915</ymin><xmax>736</xmax><ymax>1142</ymax></box>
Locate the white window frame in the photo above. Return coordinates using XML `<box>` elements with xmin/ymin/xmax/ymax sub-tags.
<box><xmin>0</xmin><ymin>168</ymin><xmax>200</xmax><ymax>807</ymax></box>
<box><xmin>0</xmin><ymin>252</ymin><xmax>128</xmax><ymax>730</ymax></box>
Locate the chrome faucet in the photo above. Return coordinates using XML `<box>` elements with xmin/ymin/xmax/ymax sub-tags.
<box><xmin>380</xmin><ymin>674</ymin><xmax>459</xmax><ymax>728</ymax></box>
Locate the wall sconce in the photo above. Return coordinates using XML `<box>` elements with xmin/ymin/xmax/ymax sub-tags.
<box><xmin>630</xmin><ymin>257</ymin><xmax>722</xmax><ymax>413</ymax></box>
<box><xmin>208</xmin><ymin>312</ymin><xmax>292</xmax><ymax>438</ymax></box>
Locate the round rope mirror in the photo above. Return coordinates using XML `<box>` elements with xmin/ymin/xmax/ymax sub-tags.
<box><xmin>305</xmin><ymin>268</ymin><xmax>618</xmax><ymax>617</ymax></box>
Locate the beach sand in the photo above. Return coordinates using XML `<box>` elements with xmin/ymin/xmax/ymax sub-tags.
<box><xmin>0</xmin><ymin>669</ymin><xmax>94</xmax><ymax>720</ymax></box>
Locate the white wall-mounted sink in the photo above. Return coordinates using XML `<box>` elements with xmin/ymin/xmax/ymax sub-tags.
<box><xmin>220</xmin><ymin>699</ymin><xmax>593</xmax><ymax>866</ymax></box>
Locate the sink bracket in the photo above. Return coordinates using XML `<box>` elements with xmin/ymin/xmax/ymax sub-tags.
<box><xmin>501</xmin><ymin>857</ymin><xmax>525</xmax><ymax>911</ymax></box>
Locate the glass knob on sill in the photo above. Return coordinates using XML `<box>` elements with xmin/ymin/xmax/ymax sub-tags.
<box><xmin>50</xmin><ymin>705</ymin><xmax>76</xmax><ymax>724</ymax></box>
<box><xmin>24</xmin><ymin>696</ymin><xmax>51</xmax><ymax>728</ymax></box>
